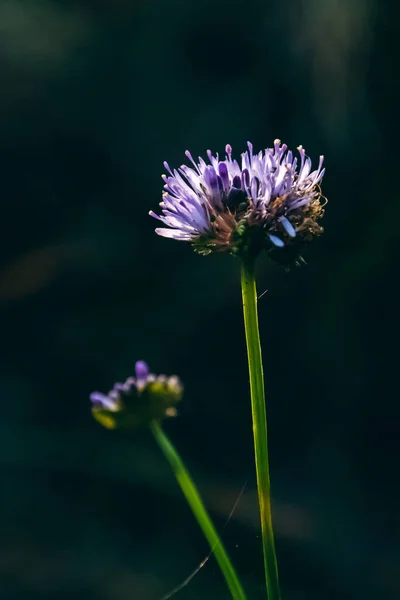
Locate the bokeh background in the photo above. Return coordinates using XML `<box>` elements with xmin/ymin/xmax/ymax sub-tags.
<box><xmin>0</xmin><ymin>1</ymin><xmax>398</xmax><ymax>599</ymax></box>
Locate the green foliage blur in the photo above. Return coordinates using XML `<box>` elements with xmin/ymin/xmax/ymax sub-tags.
<box><xmin>0</xmin><ymin>1</ymin><xmax>398</xmax><ymax>599</ymax></box>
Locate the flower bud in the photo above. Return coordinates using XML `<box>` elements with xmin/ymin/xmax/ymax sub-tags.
<box><xmin>90</xmin><ymin>361</ymin><xmax>183</xmax><ymax>430</ymax></box>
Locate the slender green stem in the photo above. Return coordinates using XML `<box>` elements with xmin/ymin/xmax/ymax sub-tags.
<box><xmin>240</xmin><ymin>259</ymin><xmax>281</xmax><ymax>600</ymax></box>
<box><xmin>150</xmin><ymin>421</ymin><xmax>247</xmax><ymax>600</ymax></box>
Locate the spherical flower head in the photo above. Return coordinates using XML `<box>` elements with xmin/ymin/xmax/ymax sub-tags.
<box><xmin>150</xmin><ymin>141</ymin><xmax>326</xmax><ymax>264</ymax></box>
<box><xmin>90</xmin><ymin>361</ymin><xmax>183</xmax><ymax>430</ymax></box>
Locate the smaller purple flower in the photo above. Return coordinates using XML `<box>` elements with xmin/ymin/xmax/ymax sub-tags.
<box><xmin>90</xmin><ymin>361</ymin><xmax>183</xmax><ymax>430</ymax></box>
<box><xmin>150</xmin><ymin>141</ymin><xmax>326</xmax><ymax>264</ymax></box>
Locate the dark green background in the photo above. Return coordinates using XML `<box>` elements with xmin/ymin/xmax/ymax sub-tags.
<box><xmin>0</xmin><ymin>1</ymin><xmax>398</xmax><ymax>599</ymax></box>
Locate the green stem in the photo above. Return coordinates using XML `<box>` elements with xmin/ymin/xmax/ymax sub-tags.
<box><xmin>240</xmin><ymin>259</ymin><xmax>281</xmax><ymax>600</ymax></box>
<box><xmin>150</xmin><ymin>421</ymin><xmax>247</xmax><ymax>600</ymax></box>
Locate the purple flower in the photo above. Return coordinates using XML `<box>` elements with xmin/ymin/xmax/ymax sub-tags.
<box><xmin>150</xmin><ymin>141</ymin><xmax>326</xmax><ymax>262</ymax></box>
<box><xmin>90</xmin><ymin>361</ymin><xmax>183</xmax><ymax>429</ymax></box>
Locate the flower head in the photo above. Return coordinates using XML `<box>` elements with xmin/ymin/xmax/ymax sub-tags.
<box><xmin>150</xmin><ymin>141</ymin><xmax>326</xmax><ymax>263</ymax></box>
<box><xmin>90</xmin><ymin>361</ymin><xmax>183</xmax><ymax>429</ymax></box>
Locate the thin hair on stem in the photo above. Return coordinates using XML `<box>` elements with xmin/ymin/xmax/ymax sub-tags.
<box><xmin>160</xmin><ymin>480</ymin><xmax>248</xmax><ymax>600</ymax></box>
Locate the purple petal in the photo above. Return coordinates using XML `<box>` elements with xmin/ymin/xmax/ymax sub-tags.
<box><xmin>184</xmin><ymin>150</ymin><xmax>199</xmax><ymax>171</ymax></box>
<box><xmin>155</xmin><ymin>227</ymin><xmax>196</xmax><ymax>240</ymax></box>
<box><xmin>90</xmin><ymin>392</ymin><xmax>117</xmax><ymax>410</ymax></box>
<box><xmin>232</xmin><ymin>175</ymin><xmax>242</xmax><ymax>189</ymax></box>
<box><xmin>279</xmin><ymin>216</ymin><xmax>296</xmax><ymax>238</ymax></box>
<box><xmin>203</xmin><ymin>165</ymin><xmax>219</xmax><ymax>196</ymax></box>
<box><xmin>163</xmin><ymin>161</ymin><xmax>173</xmax><ymax>176</ymax></box>
<box><xmin>135</xmin><ymin>361</ymin><xmax>149</xmax><ymax>382</ymax></box>
<box><xmin>218</xmin><ymin>162</ymin><xmax>230</xmax><ymax>191</ymax></box>
<box><xmin>149</xmin><ymin>210</ymin><xmax>163</xmax><ymax>221</ymax></box>
<box><xmin>268</xmin><ymin>234</ymin><xmax>285</xmax><ymax>248</ymax></box>
<box><xmin>250</xmin><ymin>177</ymin><xmax>259</xmax><ymax>201</ymax></box>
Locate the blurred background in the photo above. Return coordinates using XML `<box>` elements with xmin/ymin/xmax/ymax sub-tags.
<box><xmin>0</xmin><ymin>1</ymin><xmax>398</xmax><ymax>598</ymax></box>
